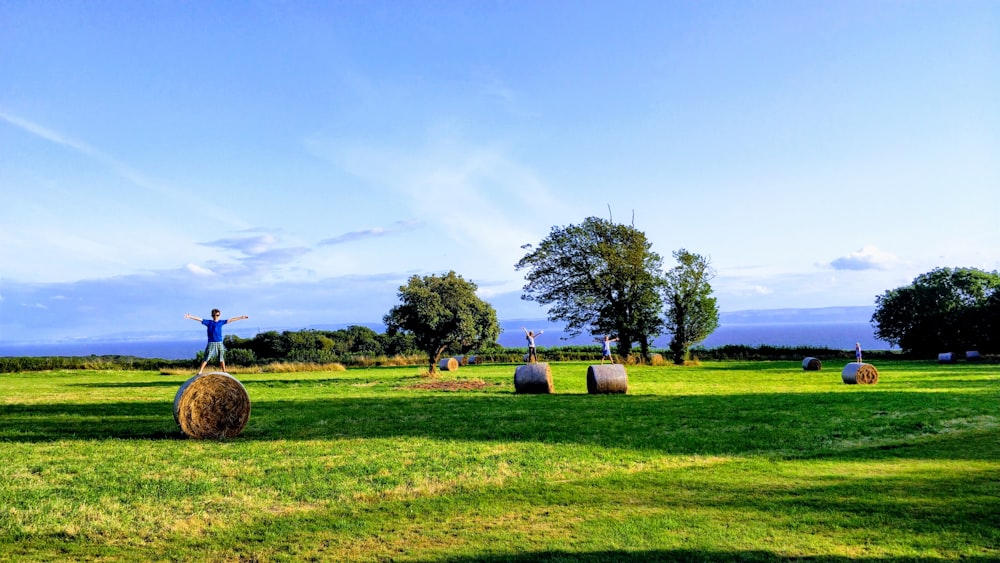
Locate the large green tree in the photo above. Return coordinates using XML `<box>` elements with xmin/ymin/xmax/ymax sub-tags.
<box><xmin>383</xmin><ymin>271</ymin><xmax>500</xmax><ymax>374</ymax></box>
<box><xmin>663</xmin><ymin>249</ymin><xmax>720</xmax><ymax>364</ymax></box>
<box><xmin>515</xmin><ymin>217</ymin><xmax>665</xmax><ymax>359</ymax></box>
<box><xmin>872</xmin><ymin>267</ymin><xmax>1000</xmax><ymax>356</ymax></box>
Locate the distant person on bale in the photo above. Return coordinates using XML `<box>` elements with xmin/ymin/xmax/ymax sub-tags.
<box><xmin>523</xmin><ymin>327</ymin><xmax>544</xmax><ymax>363</ymax></box>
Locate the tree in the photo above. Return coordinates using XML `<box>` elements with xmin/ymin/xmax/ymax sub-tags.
<box><xmin>663</xmin><ymin>249</ymin><xmax>719</xmax><ymax>364</ymax></box>
<box><xmin>872</xmin><ymin>267</ymin><xmax>1000</xmax><ymax>356</ymax></box>
<box><xmin>515</xmin><ymin>217</ymin><xmax>665</xmax><ymax>359</ymax></box>
<box><xmin>383</xmin><ymin>271</ymin><xmax>500</xmax><ymax>374</ymax></box>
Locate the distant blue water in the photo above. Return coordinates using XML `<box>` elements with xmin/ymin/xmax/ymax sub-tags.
<box><xmin>0</xmin><ymin>321</ymin><xmax>893</xmax><ymax>359</ymax></box>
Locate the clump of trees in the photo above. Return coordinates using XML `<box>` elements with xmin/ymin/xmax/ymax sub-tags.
<box><xmin>224</xmin><ymin>325</ymin><xmax>417</xmax><ymax>364</ymax></box>
<box><xmin>872</xmin><ymin>267</ymin><xmax>1000</xmax><ymax>357</ymax></box>
<box><xmin>384</xmin><ymin>271</ymin><xmax>501</xmax><ymax>374</ymax></box>
<box><xmin>516</xmin><ymin>217</ymin><xmax>719</xmax><ymax>364</ymax></box>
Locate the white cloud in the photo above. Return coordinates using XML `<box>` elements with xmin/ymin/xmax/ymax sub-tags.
<box><xmin>830</xmin><ymin>245</ymin><xmax>900</xmax><ymax>271</ymax></box>
<box><xmin>319</xmin><ymin>220</ymin><xmax>425</xmax><ymax>246</ymax></box>
<box><xmin>186</xmin><ymin>263</ymin><xmax>217</xmax><ymax>277</ymax></box>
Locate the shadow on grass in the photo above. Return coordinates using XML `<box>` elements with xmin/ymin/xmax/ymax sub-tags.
<box><xmin>431</xmin><ymin>551</ymin><xmax>1000</xmax><ymax>563</ymax></box>
<box><xmin>2</xmin><ymin>390</ymin><xmax>997</xmax><ymax>462</ymax></box>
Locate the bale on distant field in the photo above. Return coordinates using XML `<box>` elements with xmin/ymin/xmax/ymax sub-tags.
<box><xmin>841</xmin><ymin>363</ymin><xmax>879</xmax><ymax>385</ymax></box>
<box><xmin>587</xmin><ymin>364</ymin><xmax>628</xmax><ymax>394</ymax></box>
<box><xmin>514</xmin><ymin>363</ymin><xmax>553</xmax><ymax>394</ymax></box>
<box><xmin>439</xmin><ymin>357</ymin><xmax>459</xmax><ymax>371</ymax></box>
<box><xmin>802</xmin><ymin>357</ymin><xmax>822</xmax><ymax>371</ymax></box>
<box><xmin>173</xmin><ymin>372</ymin><xmax>251</xmax><ymax>439</ymax></box>
<box><xmin>647</xmin><ymin>353</ymin><xmax>665</xmax><ymax>366</ymax></box>
<box><xmin>966</xmin><ymin>350</ymin><xmax>981</xmax><ymax>362</ymax></box>
<box><xmin>467</xmin><ymin>355</ymin><xmax>483</xmax><ymax>365</ymax></box>
<box><xmin>938</xmin><ymin>352</ymin><xmax>956</xmax><ymax>364</ymax></box>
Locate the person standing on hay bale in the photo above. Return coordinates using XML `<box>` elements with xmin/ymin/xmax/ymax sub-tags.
<box><xmin>185</xmin><ymin>309</ymin><xmax>249</xmax><ymax>374</ymax></box>
<box><xmin>523</xmin><ymin>327</ymin><xmax>544</xmax><ymax>363</ymax></box>
<box><xmin>595</xmin><ymin>335</ymin><xmax>619</xmax><ymax>364</ymax></box>
<box><xmin>855</xmin><ymin>342</ymin><xmax>863</xmax><ymax>364</ymax></box>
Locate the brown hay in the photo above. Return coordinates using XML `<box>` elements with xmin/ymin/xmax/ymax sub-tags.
<box><xmin>439</xmin><ymin>357</ymin><xmax>459</xmax><ymax>371</ymax></box>
<box><xmin>173</xmin><ymin>372</ymin><xmax>251</xmax><ymax>439</ymax></box>
<box><xmin>514</xmin><ymin>363</ymin><xmax>553</xmax><ymax>394</ymax></box>
<box><xmin>841</xmin><ymin>363</ymin><xmax>879</xmax><ymax>385</ymax></box>
<box><xmin>647</xmin><ymin>353</ymin><xmax>666</xmax><ymax>366</ymax></box>
<box><xmin>407</xmin><ymin>379</ymin><xmax>488</xmax><ymax>391</ymax></box>
<box><xmin>587</xmin><ymin>364</ymin><xmax>628</xmax><ymax>394</ymax></box>
<box><xmin>802</xmin><ymin>357</ymin><xmax>822</xmax><ymax>371</ymax></box>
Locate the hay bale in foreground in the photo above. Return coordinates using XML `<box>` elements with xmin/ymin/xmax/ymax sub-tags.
<box><xmin>174</xmin><ymin>372</ymin><xmax>251</xmax><ymax>439</ymax></box>
<box><xmin>587</xmin><ymin>364</ymin><xmax>628</xmax><ymax>394</ymax></box>
<box><xmin>938</xmin><ymin>352</ymin><xmax>956</xmax><ymax>364</ymax></box>
<box><xmin>841</xmin><ymin>363</ymin><xmax>879</xmax><ymax>385</ymax></box>
<box><xmin>802</xmin><ymin>357</ymin><xmax>822</xmax><ymax>371</ymax></box>
<box><xmin>514</xmin><ymin>363</ymin><xmax>553</xmax><ymax>394</ymax></box>
<box><xmin>439</xmin><ymin>357</ymin><xmax>459</xmax><ymax>371</ymax></box>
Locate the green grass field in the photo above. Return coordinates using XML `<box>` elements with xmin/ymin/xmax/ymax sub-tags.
<box><xmin>1</xmin><ymin>360</ymin><xmax>997</xmax><ymax>562</ymax></box>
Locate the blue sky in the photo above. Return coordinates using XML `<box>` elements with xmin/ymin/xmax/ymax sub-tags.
<box><xmin>2</xmin><ymin>1</ymin><xmax>998</xmax><ymax>344</ymax></box>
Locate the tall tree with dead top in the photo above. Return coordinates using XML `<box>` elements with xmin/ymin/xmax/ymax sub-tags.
<box><xmin>663</xmin><ymin>249</ymin><xmax>719</xmax><ymax>364</ymax></box>
<box><xmin>515</xmin><ymin>217</ymin><xmax>665</xmax><ymax>359</ymax></box>
<box><xmin>384</xmin><ymin>271</ymin><xmax>500</xmax><ymax>374</ymax></box>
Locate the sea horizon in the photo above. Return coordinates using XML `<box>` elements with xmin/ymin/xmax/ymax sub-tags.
<box><xmin>0</xmin><ymin>320</ymin><xmax>893</xmax><ymax>360</ymax></box>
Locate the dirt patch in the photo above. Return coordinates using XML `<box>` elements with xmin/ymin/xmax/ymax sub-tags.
<box><xmin>406</xmin><ymin>379</ymin><xmax>489</xmax><ymax>392</ymax></box>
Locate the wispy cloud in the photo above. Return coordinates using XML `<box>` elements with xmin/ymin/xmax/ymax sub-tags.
<box><xmin>830</xmin><ymin>245</ymin><xmax>900</xmax><ymax>271</ymax></box>
<box><xmin>319</xmin><ymin>220</ymin><xmax>424</xmax><ymax>245</ymax></box>
<box><xmin>0</xmin><ymin>109</ymin><xmax>246</xmax><ymax>229</ymax></box>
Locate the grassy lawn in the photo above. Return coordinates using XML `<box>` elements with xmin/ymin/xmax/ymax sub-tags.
<box><xmin>1</xmin><ymin>360</ymin><xmax>998</xmax><ymax>562</ymax></box>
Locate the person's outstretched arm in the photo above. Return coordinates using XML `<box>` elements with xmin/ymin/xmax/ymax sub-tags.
<box><xmin>227</xmin><ymin>315</ymin><xmax>250</xmax><ymax>323</ymax></box>
<box><xmin>184</xmin><ymin>313</ymin><xmax>203</xmax><ymax>322</ymax></box>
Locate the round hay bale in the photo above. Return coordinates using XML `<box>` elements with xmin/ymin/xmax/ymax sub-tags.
<box><xmin>966</xmin><ymin>350</ymin><xmax>981</xmax><ymax>362</ymax></box>
<box><xmin>938</xmin><ymin>352</ymin><xmax>955</xmax><ymax>364</ymax></box>
<box><xmin>802</xmin><ymin>357</ymin><xmax>822</xmax><ymax>371</ymax></box>
<box><xmin>647</xmin><ymin>353</ymin><xmax>665</xmax><ymax>366</ymax></box>
<box><xmin>174</xmin><ymin>372</ymin><xmax>251</xmax><ymax>439</ymax></box>
<box><xmin>514</xmin><ymin>363</ymin><xmax>553</xmax><ymax>394</ymax></box>
<box><xmin>439</xmin><ymin>357</ymin><xmax>459</xmax><ymax>371</ymax></box>
<box><xmin>587</xmin><ymin>364</ymin><xmax>628</xmax><ymax>394</ymax></box>
<box><xmin>841</xmin><ymin>363</ymin><xmax>879</xmax><ymax>385</ymax></box>
<box><xmin>467</xmin><ymin>355</ymin><xmax>483</xmax><ymax>365</ymax></box>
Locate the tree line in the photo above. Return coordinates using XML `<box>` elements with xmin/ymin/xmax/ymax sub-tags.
<box><xmin>872</xmin><ymin>266</ymin><xmax>1000</xmax><ymax>357</ymax></box>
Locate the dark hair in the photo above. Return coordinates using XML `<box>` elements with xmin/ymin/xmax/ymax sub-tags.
<box><xmin>211</xmin><ymin>309</ymin><xmax>221</xmax><ymax>316</ymax></box>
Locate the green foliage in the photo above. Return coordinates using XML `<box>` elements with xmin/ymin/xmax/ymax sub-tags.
<box><xmin>383</xmin><ymin>271</ymin><xmax>501</xmax><ymax>373</ymax></box>
<box><xmin>872</xmin><ymin>267</ymin><xmax>1000</xmax><ymax>356</ymax></box>
<box><xmin>663</xmin><ymin>249</ymin><xmax>720</xmax><ymax>364</ymax></box>
<box><xmin>516</xmin><ymin>217</ymin><xmax>665</xmax><ymax>358</ymax></box>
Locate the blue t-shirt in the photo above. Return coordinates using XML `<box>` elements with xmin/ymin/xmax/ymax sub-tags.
<box><xmin>201</xmin><ymin>319</ymin><xmax>228</xmax><ymax>342</ymax></box>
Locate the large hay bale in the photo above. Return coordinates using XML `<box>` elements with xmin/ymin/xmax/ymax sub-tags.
<box><xmin>966</xmin><ymin>350</ymin><xmax>981</xmax><ymax>362</ymax></box>
<box><xmin>467</xmin><ymin>355</ymin><xmax>483</xmax><ymax>365</ymax></box>
<box><xmin>802</xmin><ymin>357</ymin><xmax>822</xmax><ymax>371</ymax></box>
<box><xmin>514</xmin><ymin>363</ymin><xmax>553</xmax><ymax>394</ymax></box>
<box><xmin>841</xmin><ymin>363</ymin><xmax>879</xmax><ymax>385</ymax></box>
<box><xmin>174</xmin><ymin>372</ymin><xmax>251</xmax><ymax>439</ymax></box>
<box><xmin>587</xmin><ymin>364</ymin><xmax>628</xmax><ymax>394</ymax></box>
<box><xmin>938</xmin><ymin>352</ymin><xmax>956</xmax><ymax>364</ymax></box>
<box><xmin>439</xmin><ymin>357</ymin><xmax>459</xmax><ymax>371</ymax></box>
